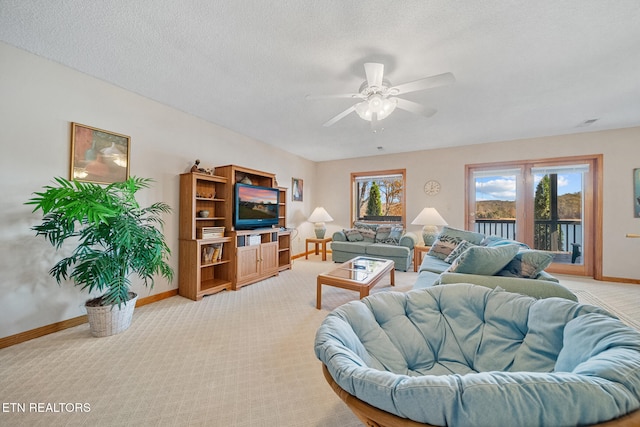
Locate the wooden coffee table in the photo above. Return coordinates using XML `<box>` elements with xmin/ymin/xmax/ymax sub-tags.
<box><xmin>316</xmin><ymin>256</ymin><xmax>395</xmax><ymax>309</ymax></box>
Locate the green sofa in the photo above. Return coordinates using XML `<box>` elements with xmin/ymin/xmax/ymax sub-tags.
<box><xmin>331</xmin><ymin>222</ymin><xmax>418</xmax><ymax>271</ymax></box>
<box><xmin>413</xmin><ymin>226</ymin><xmax>577</xmax><ymax>301</ymax></box>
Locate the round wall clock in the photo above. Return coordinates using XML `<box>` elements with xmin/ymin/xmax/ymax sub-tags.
<box><xmin>424</xmin><ymin>180</ymin><xmax>441</xmax><ymax>196</ymax></box>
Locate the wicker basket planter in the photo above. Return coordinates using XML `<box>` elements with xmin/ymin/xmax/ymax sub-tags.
<box><xmin>85</xmin><ymin>292</ymin><xmax>138</xmax><ymax>337</ymax></box>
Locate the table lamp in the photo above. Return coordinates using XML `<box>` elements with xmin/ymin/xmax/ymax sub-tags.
<box><xmin>308</xmin><ymin>207</ymin><xmax>333</xmax><ymax>239</ymax></box>
<box><xmin>411</xmin><ymin>208</ymin><xmax>448</xmax><ymax>245</ymax></box>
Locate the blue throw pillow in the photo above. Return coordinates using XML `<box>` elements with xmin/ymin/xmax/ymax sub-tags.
<box><xmin>343</xmin><ymin>229</ymin><xmax>363</xmax><ymax>242</ymax></box>
<box><xmin>497</xmin><ymin>249</ymin><xmax>553</xmax><ymax>278</ymax></box>
<box><xmin>375</xmin><ymin>225</ymin><xmax>392</xmax><ymax>242</ymax></box>
<box><xmin>448</xmin><ymin>244</ymin><xmax>520</xmax><ymax>276</ymax></box>
<box><xmin>427</xmin><ymin>226</ymin><xmax>485</xmax><ymax>260</ymax></box>
<box><xmin>356</xmin><ymin>227</ymin><xmax>376</xmax><ymax>243</ymax></box>
<box><xmin>444</xmin><ymin>240</ymin><xmax>477</xmax><ymax>264</ymax></box>
<box><xmin>482</xmin><ymin>235</ymin><xmax>530</xmax><ymax>249</ymax></box>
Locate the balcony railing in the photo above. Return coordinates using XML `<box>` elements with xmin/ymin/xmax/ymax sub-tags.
<box><xmin>474</xmin><ymin>219</ymin><xmax>582</xmax><ymax>253</ymax></box>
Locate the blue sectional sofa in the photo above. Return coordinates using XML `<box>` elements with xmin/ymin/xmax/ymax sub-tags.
<box><xmin>331</xmin><ymin>222</ymin><xmax>417</xmax><ymax>271</ymax></box>
<box><xmin>315</xmin><ymin>283</ymin><xmax>640</xmax><ymax>426</ymax></box>
<box><xmin>413</xmin><ymin>226</ymin><xmax>577</xmax><ymax>301</ymax></box>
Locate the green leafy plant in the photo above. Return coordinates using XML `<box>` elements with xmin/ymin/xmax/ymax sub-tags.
<box><xmin>26</xmin><ymin>177</ymin><xmax>174</xmax><ymax>307</ymax></box>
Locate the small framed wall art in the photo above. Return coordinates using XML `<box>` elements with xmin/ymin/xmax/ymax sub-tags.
<box><xmin>292</xmin><ymin>178</ymin><xmax>303</xmax><ymax>202</ymax></box>
<box><xmin>634</xmin><ymin>168</ymin><xmax>640</xmax><ymax>218</ymax></box>
<box><xmin>70</xmin><ymin>122</ymin><xmax>130</xmax><ymax>184</ymax></box>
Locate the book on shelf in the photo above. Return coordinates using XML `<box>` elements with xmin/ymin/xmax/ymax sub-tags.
<box><xmin>202</xmin><ymin>243</ymin><xmax>224</xmax><ymax>263</ymax></box>
<box><xmin>202</xmin><ymin>246</ymin><xmax>215</xmax><ymax>264</ymax></box>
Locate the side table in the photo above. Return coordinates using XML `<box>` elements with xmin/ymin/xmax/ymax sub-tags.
<box><xmin>413</xmin><ymin>244</ymin><xmax>432</xmax><ymax>272</ymax></box>
<box><xmin>306</xmin><ymin>237</ymin><xmax>332</xmax><ymax>261</ymax></box>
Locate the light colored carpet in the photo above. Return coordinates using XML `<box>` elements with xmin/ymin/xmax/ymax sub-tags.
<box><xmin>0</xmin><ymin>259</ymin><xmax>637</xmax><ymax>426</ymax></box>
<box><xmin>572</xmin><ymin>290</ymin><xmax>640</xmax><ymax>330</ymax></box>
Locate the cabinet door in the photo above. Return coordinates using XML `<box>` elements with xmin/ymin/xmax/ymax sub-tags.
<box><xmin>236</xmin><ymin>245</ymin><xmax>261</xmax><ymax>285</ymax></box>
<box><xmin>260</xmin><ymin>241</ymin><xmax>279</xmax><ymax>277</ymax></box>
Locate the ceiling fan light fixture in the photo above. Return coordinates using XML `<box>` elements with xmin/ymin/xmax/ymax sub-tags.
<box><xmin>355</xmin><ymin>96</ymin><xmax>397</xmax><ymax>122</ymax></box>
<box><xmin>355</xmin><ymin>101</ymin><xmax>372</xmax><ymax>120</ymax></box>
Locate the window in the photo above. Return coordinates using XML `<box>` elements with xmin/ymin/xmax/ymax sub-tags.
<box><xmin>351</xmin><ymin>169</ymin><xmax>406</xmax><ymax>225</ymax></box>
<box><xmin>466</xmin><ymin>155</ymin><xmax>602</xmax><ymax>277</ymax></box>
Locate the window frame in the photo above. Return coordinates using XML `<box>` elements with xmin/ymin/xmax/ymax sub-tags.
<box><xmin>350</xmin><ymin>169</ymin><xmax>407</xmax><ymax>226</ymax></box>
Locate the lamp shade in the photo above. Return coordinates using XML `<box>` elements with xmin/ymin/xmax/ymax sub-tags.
<box><xmin>308</xmin><ymin>207</ymin><xmax>333</xmax><ymax>239</ymax></box>
<box><xmin>308</xmin><ymin>207</ymin><xmax>333</xmax><ymax>223</ymax></box>
<box><xmin>410</xmin><ymin>208</ymin><xmax>447</xmax><ymax>226</ymax></box>
<box><xmin>411</xmin><ymin>208</ymin><xmax>448</xmax><ymax>246</ymax></box>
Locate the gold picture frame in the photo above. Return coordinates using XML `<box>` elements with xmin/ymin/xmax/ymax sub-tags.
<box><xmin>70</xmin><ymin>122</ymin><xmax>130</xmax><ymax>184</ymax></box>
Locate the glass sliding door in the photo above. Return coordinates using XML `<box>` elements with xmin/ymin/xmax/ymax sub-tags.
<box><xmin>466</xmin><ymin>155</ymin><xmax>600</xmax><ymax>277</ymax></box>
<box><xmin>530</xmin><ymin>165</ymin><xmax>588</xmax><ymax>266</ymax></box>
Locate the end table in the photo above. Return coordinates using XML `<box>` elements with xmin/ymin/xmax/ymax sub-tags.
<box><xmin>306</xmin><ymin>237</ymin><xmax>332</xmax><ymax>261</ymax></box>
<box><xmin>413</xmin><ymin>244</ymin><xmax>432</xmax><ymax>272</ymax></box>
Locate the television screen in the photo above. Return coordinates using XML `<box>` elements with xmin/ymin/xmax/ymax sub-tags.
<box><xmin>234</xmin><ymin>183</ymin><xmax>279</xmax><ymax>229</ymax></box>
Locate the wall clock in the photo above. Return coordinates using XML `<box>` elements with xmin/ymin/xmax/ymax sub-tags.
<box><xmin>424</xmin><ymin>180</ymin><xmax>441</xmax><ymax>196</ymax></box>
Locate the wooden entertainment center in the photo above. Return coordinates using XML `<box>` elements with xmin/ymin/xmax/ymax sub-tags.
<box><xmin>178</xmin><ymin>164</ymin><xmax>291</xmax><ymax>300</ymax></box>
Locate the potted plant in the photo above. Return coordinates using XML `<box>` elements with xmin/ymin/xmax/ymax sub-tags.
<box><xmin>27</xmin><ymin>177</ymin><xmax>173</xmax><ymax>337</ymax></box>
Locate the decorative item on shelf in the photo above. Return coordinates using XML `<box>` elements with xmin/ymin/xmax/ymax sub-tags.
<box><xmin>411</xmin><ymin>207</ymin><xmax>448</xmax><ymax>245</ymax></box>
<box><xmin>240</xmin><ymin>175</ymin><xmax>253</xmax><ymax>185</ymax></box>
<box><xmin>197</xmin><ymin>210</ymin><xmax>210</xmax><ymax>218</ymax></box>
<box><xmin>199</xmin><ymin>226</ymin><xmax>225</xmax><ymax>239</ymax></box>
<box><xmin>308</xmin><ymin>207</ymin><xmax>334</xmax><ymax>239</ymax></box>
<box><xmin>190</xmin><ymin>159</ymin><xmax>212</xmax><ymax>175</ymax></box>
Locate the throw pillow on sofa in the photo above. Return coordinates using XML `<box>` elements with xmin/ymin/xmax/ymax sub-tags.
<box><xmin>375</xmin><ymin>225</ymin><xmax>392</xmax><ymax>242</ymax></box>
<box><xmin>372</xmin><ymin>225</ymin><xmax>404</xmax><ymax>244</ymax></box>
<box><xmin>356</xmin><ymin>228</ymin><xmax>376</xmax><ymax>242</ymax></box>
<box><xmin>428</xmin><ymin>226</ymin><xmax>485</xmax><ymax>260</ymax></box>
<box><xmin>448</xmin><ymin>244</ymin><xmax>520</xmax><ymax>276</ymax></box>
<box><xmin>444</xmin><ymin>240</ymin><xmax>477</xmax><ymax>263</ymax></box>
<box><xmin>482</xmin><ymin>235</ymin><xmax>530</xmax><ymax>249</ymax></box>
<box><xmin>343</xmin><ymin>229</ymin><xmax>364</xmax><ymax>242</ymax></box>
<box><xmin>497</xmin><ymin>249</ymin><xmax>554</xmax><ymax>278</ymax></box>
<box><xmin>386</xmin><ymin>226</ymin><xmax>404</xmax><ymax>244</ymax></box>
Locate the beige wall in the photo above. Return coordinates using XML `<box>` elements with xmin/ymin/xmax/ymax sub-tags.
<box><xmin>317</xmin><ymin>128</ymin><xmax>640</xmax><ymax>281</ymax></box>
<box><xmin>0</xmin><ymin>43</ymin><xmax>316</xmax><ymax>338</ymax></box>
<box><xmin>1</xmin><ymin>40</ymin><xmax>638</xmax><ymax>339</ymax></box>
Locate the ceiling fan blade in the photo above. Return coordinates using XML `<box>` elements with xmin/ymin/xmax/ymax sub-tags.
<box><xmin>390</xmin><ymin>72</ymin><xmax>455</xmax><ymax>95</ymax></box>
<box><xmin>364</xmin><ymin>63</ymin><xmax>384</xmax><ymax>88</ymax></box>
<box><xmin>395</xmin><ymin>98</ymin><xmax>437</xmax><ymax>118</ymax></box>
<box><xmin>322</xmin><ymin>104</ymin><xmax>357</xmax><ymax>127</ymax></box>
<box><xmin>306</xmin><ymin>93</ymin><xmax>362</xmax><ymax>100</ymax></box>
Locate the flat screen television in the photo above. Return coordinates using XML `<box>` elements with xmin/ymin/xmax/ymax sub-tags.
<box><xmin>234</xmin><ymin>183</ymin><xmax>280</xmax><ymax>230</ymax></box>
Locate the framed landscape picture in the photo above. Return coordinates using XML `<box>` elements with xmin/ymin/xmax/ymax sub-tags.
<box><xmin>292</xmin><ymin>178</ymin><xmax>303</xmax><ymax>201</ymax></box>
<box><xmin>70</xmin><ymin>122</ymin><xmax>130</xmax><ymax>184</ymax></box>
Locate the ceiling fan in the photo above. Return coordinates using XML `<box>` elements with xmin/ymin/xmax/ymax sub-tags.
<box><xmin>307</xmin><ymin>63</ymin><xmax>455</xmax><ymax>127</ymax></box>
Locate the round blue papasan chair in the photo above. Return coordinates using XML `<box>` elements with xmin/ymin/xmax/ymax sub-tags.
<box><xmin>314</xmin><ymin>283</ymin><xmax>640</xmax><ymax>427</ymax></box>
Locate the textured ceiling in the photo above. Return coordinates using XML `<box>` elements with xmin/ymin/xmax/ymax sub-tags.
<box><xmin>1</xmin><ymin>1</ymin><xmax>639</xmax><ymax>161</ymax></box>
